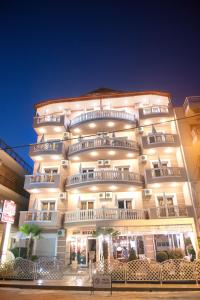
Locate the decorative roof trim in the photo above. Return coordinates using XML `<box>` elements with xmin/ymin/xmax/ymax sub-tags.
<box><xmin>34</xmin><ymin>90</ymin><xmax>171</xmax><ymax>110</ymax></box>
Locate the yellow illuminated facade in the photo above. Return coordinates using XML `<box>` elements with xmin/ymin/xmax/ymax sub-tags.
<box><xmin>19</xmin><ymin>89</ymin><xmax>199</xmax><ymax>265</ymax></box>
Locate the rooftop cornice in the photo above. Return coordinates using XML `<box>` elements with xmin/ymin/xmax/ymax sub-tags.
<box><xmin>34</xmin><ymin>90</ymin><xmax>172</xmax><ymax>110</ymax></box>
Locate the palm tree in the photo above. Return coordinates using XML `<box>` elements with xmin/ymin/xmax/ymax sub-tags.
<box><xmin>92</xmin><ymin>227</ymin><xmax>120</xmax><ymax>260</ymax></box>
<box><xmin>19</xmin><ymin>224</ymin><xmax>42</xmax><ymax>259</ymax></box>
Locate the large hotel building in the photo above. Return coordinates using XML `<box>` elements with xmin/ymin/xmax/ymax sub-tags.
<box><xmin>19</xmin><ymin>88</ymin><xmax>199</xmax><ymax>266</ymax></box>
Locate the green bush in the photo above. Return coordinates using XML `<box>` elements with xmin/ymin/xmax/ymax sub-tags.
<box><xmin>187</xmin><ymin>246</ymin><xmax>196</xmax><ymax>261</ymax></box>
<box><xmin>156</xmin><ymin>251</ymin><xmax>168</xmax><ymax>262</ymax></box>
<box><xmin>10</xmin><ymin>247</ymin><xmax>27</xmax><ymax>259</ymax></box>
<box><xmin>167</xmin><ymin>248</ymin><xmax>184</xmax><ymax>259</ymax></box>
<box><xmin>128</xmin><ymin>248</ymin><xmax>137</xmax><ymax>261</ymax></box>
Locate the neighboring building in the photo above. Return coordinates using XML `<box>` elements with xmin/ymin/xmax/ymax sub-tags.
<box><xmin>175</xmin><ymin>96</ymin><xmax>200</xmax><ymax>234</ymax></box>
<box><xmin>19</xmin><ymin>88</ymin><xmax>198</xmax><ymax>265</ymax></box>
<box><xmin>0</xmin><ymin>138</ymin><xmax>31</xmax><ymax>254</ymax></box>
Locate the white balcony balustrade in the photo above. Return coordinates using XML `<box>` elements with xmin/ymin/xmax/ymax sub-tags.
<box><xmin>67</xmin><ymin>170</ymin><xmax>143</xmax><ymax>189</ymax></box>
<box><xmin>65</xmin><ymin>206</ymin><xmax>192</xmax><ymax>224</ymax></box>
<box><xmin>19</xmin><ymin>210</ymin><xmax>61</xmax><ymax>228</ymax></box>
<box><xmin>145</xmin><ymin>167</ymin><xmax>187</xmax><ymax>183</ymax></box>
<box><xmin>68</xmin><ymin>137</ymin><xmax>139</xmax><ymax>158</ymax></box>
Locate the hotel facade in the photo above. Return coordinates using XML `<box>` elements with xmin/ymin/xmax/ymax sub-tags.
<box><xmin>19</xmin><ymin>89</ymin><xmax>199</xmax><ymax>266</ymax></box>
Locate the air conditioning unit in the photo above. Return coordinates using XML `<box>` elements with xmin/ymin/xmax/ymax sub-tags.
<box><xmin>59</xmin><ymin>192</ymin><xmax>67</xmax><ymax>200</ymax></box>
<box><xmin>98</xmin><ymin>160</ymin><xmax>104</xmax><ymax>167</ymax></box>
<box><xmin>105</xmin><ymin>192</ymin><xmax>113</xmax><ymax>199</ymax></box>
<box><xmin>57</xmin><ymin>229</ymin><xmax>65</xmax><ymax>237</ymax></box>
<box><xmin>138</xmin><ymin>126</ymin><xmax>144</xmax><ymax>134</ymax></box>
<box><xmin>104</xmin><ymin>160</ymin><xmax>111</xmax><ymax>166</ymax></box>
<box><xmin>61</xmin><ymin>160</ymin><xmax>69</xmax><ymax>168</ymax></box>
<box><xmin>63</xmin><ymin>132</ymin><xmax>70</xmax><ymax>140</ymax></box>
<box><xmin>99</xmin><ymin>192</ymin><xmax>106</xmax><ymax>200</ymax></box>
<box><xmin>143</xmin><ymin>189</ymin><xmax>152</xmax><ymax>197</ymax></box>
<box><xmin>139</xmin><ymin>155</ymin><xmax>148</xmax><ymax>163</ymax></box>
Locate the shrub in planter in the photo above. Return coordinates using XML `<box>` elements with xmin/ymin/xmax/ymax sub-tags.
<box><xmin>167</xmin><ymin>248</ymin><xmax>184</xmax><ymax>259</ymax></box>
<box><xmin>156</xmin><ymin>251</ymin><xmax>168</xmax><ymax>262</ymax></box>
<box><xmin>128</xmin><ymin>248</ymin><xmax>137</xmax><ymax>261</ymax></box>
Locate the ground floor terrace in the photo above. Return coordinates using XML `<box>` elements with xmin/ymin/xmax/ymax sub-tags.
<box><xmin>32</xmin><ymin>218</ymin><xmax>198</xmax><ymax>267</ymax></box>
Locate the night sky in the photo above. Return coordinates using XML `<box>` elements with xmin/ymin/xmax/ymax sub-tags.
<box><xmin>0</xmin><ymin>0</ymin><xmax>200</xmax><ymax>166</ymax></box>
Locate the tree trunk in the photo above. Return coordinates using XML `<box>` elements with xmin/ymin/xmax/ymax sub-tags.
<box><xmin>27</xmin><ymin>238</ymin><xmax>34</xmax><ymax>259</ymax></box>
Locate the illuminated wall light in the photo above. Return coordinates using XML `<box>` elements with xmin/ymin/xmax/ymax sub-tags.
<box><xmin>51</xmin><ymin>155</ymin><xmax>60</xmax><ymax>160</ymax></box>
<box><xmin>58</xmin><ymin>106</ymin><xmax>63</xmax><ymax>111</ymax></box>
<box><xmin>127</xmin><ymin>153</ymin><xmax>134</xmax><ymax>158</ymax></box>
<box><xmin>72</xmin><ymin>156</ymin><xmax>80</xmax><ymax>161</ymax></box>
<box><xmin>54</xmin><ymin>127</ymin><xmax>62</xmax><ymax>132</ymax></box>
<box><xmin>32</xmin><ymin>189</ymin><xmax>39</xmax><ymax>193</ymax></box>
<box><xmin>107</xmin><ymin>122</ymin><xmax>115</xmax><ymax>127</ymax></box>
<box><xmin>89</xmin><ymin>123</ymin><xmax>96</xmax><ymax>128</ymax></box>
<box><xmin>48</xmin><ymin>188</ymin><xmax>57</xmax><ymax>193</ymax></box>
<box><xmin>129</xmin><ymin>187</ymin><xmax>136</xmax><ymax>191</ymax></box>
<box><xmin>124</xmin><ymin>125</ymin><xmax>132</xmax><ymax>129</ymax></box>
<box><xmin>74</xmin><ymin>128</ymin><xmax>81</xmax><ymax>133</ymax></box>
<box><xmin>90</xmin><ymin>151</ymin><xmax>98</xmax><ymax>157</ymax></box>
<box><xmin>108</xmin><ymin>150</ymin><xmax>116</xmax><ymax>155</ymax></box>
<box><xmin>152</xmin><ymin>183</ymin><xmax>161</xmax><ymax>188</ymax></box>
<box><xmin>164</xmin><ymin>148</ymin><xmax>173</xmax><ymax>154</ymax></box>
<box><xmin>109</xmin><ymin>185</ymin><xmax>117</xmax><ymax>190</ymax></box>
<box><xmin>90</xmin><ymin>186</ymin><xmax>98</xmax><ymax>191</ymax></box>
<box><xmin>38</xmin><ymin>128</ymin><xmax>46</xmax><ymax>134</ymax></box>
<box><xmin>35</xmin><ymin>156</ymin><xmax>43</xmax><ymax>161</ymax></box>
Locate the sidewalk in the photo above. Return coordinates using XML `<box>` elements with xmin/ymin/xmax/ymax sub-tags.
<box><xmin>1</xmin><ymin>274</ymin><xmax>200</xmax><ymax>291</ymax></box>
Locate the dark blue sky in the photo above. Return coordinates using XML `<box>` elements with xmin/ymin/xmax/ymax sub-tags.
<box><xmin>0</xmin><ymin>0</ymin><xmax>199</xmax><ymax>166</ymax></box>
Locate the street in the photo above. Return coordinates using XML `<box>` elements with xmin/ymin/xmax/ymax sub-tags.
<box><xmin>1</xmin><ymin>289</ymin><xmax>200</xmax><ymax>300</ymax></box>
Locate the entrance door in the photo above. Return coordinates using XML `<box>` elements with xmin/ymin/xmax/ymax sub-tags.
<box><xmin>118</xmin><ymin>200</ymin><xmax>132</xmax><ymax>209</ymax></box>
<box><xmin>88</xmin><ymin>238</ymin><xmax>96</xmax><ymax>263</ymax></box>
<box><xmin>82</xmin><ymin>168</ymin><xmax>94</xmax><ymax>181</ymax></box>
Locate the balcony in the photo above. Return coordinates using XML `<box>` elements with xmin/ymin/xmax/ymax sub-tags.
<box><xmin>66</xmin><ymin>170</ymin><xmax>143</xmax><ymax>192</ymax></box>
<box><xmin>145</xmin><ymin>167</ymin><xmax>187</xmax><ymax>184</ymax></box>
<box><xmin>24</xmin><ymin>173</ymin><xmax>61</xmax><ymax>193</ymax></box>
<box><xmin>29</xmin><ymin>141</ymin><xmax>65</xmax><ymax>161</ymax></box>
<box><xmin>139</xmin><ymin>106</ymin><xmax>173</xmax><ymax>119</ymax></box>
<box><xmin>70</xmin><ymin>110</ymin><xmax>137</xmax><ymax>134</ymax></box>
<box><xmin>19</xmin><ymin>210</ymin><xmax>61</xmax><ymax>228</ymax></box>
<box><xmin>33</xmin><ymin>114</ymin><xmax>66</xmax><ymax>134</ymax></box>
<box><xmin>64</xmin><ymin>206</ymin><xmax>193</xmax><ymax>224</ymax></box>
<box><xmin>0</xmin><ymin>174</ymin><xmax>28</xmax><ymax>197</ymax></box>
<box><xmin>68</xmin><ymin>137</ymin><xmax>139</xmax><ymax>161</ymax></box>
<box><xmin>142</xmin><ymin>134</ymin><xmax>179</xmax><ymax>149</ymax></box>
<box><xmin>183</xmin><ymin>96</ymin><xmax>200</xmax><ymax>116</ymax></box>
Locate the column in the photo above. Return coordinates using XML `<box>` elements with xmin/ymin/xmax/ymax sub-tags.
<box><xmin>144</xmin><ymin>235</ymin><xmax>156</xmax><ymax>260</ymax></box>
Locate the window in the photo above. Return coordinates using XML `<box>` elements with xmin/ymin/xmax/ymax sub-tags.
<box><xmin>115</xmin><ymin>166</ymin><xmax>130</xmax><ymax>172</ymax></box>
<box><xmin>80</xmin><ymin>201</ymin><xmax>94</xmax><ymax>210</ymax></box>
<box><xmin>82</xmin><ymin>168</ymin><xmax>94</xmax><ymax>180</ymax></box>
<box><xmin>152</xmin><ymin>161</ymin><xmax>169</xmax><ymax>177</ymax></box>
<box><xmin>40</xmin><ymin>200</ymin><xmax>56</xmax><ymax>221</ymax></box>
<box><xmin>156</xmin><ymin>195</ymin><xmax>176</xmax><ymax>217</ymax></box>
<box><xmin>143</xmin><ymin>108</ymin><xmax>151</xmax><ymax>115</ymax></box>
<box><xmin>118</xmin><ymin>200</ymin><xmax>132</xmax><ymax>209</ymax></box>
<box><xmin>43</xmin><ymin>167</ymin><xmax>59</xmax><ymax>175</ymax></box>
<box><xmin>143</xmin><ymin>106</ymin><xmax>169</xmax><ymax>115</ymax></box>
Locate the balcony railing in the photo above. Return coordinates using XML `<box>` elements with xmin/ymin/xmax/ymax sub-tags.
<box><xmin>151</xmin><ymin>167</ymin><xmax>183</xmax><ymax>177</ymax></box>
<box><xmin>65</xmin><ymin>208</ymin><xmax>149</xmax><ymax>223</ymax></box>
<box><xmin>142</xmin><ymin>134</ymin><xmax>179</xmax><ymax>148</ymax></box>
<box><xmin>65</xmin><ymin>206</ymin><xmax>191</xmax><ymax>223</ymax></box>
<box><xmin>70</xmin><ymin>110</ymin><xmax>136</xmax><ymax>127</ymax></box>
<box><xmin>67</xmin><ymin>170</ymin><xmax>142</xmax><ymax>187</ymax></box>
<box><xmin>183</xmin><ymin>96</ymin><xmax>200</xmax><ymax>110</ymax></box>
<box><xmin>68</xmin><ymin>138</ymin><xmax>139</xmax><ymax>155</ymax></box>
<box><xmin>145</xmin><ymin>167</ymin><xmax>187</xmax><ymax>183</ymax></box>
<box><xmin>33</xmin><ymin>114</ymin><xmax>65</xmax><ymax>128</ymax></box>
<box><xmin>29</xmin><ymin>174</ymin><xmax>56</xmax><ymax>183</ymax></box>
<box><xmin>30</xmin><ymin>141</ymin><xmax>62</xmax><ymax>153</ymax></box>
<box><xmin>143</xmin><ymin>106</ymin><xmax>169</xmax><ymax>115</ymax></box>
<box><xmin>24</xmin><ymin>173</ymin><xmax>61</xmax><ymax>191</ymax></box>
<box><xmin>19</xmin><ymin>210</ymin><xmax>60</xmax><ymax>227</ymax></box>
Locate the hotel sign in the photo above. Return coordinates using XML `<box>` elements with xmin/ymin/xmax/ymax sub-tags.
<box><xmin>0</xmin><ymin>200</ymin><xmax>16</xmax><ymax>224</ymax></box>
